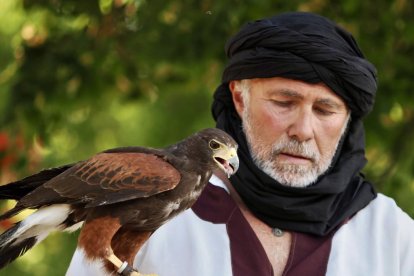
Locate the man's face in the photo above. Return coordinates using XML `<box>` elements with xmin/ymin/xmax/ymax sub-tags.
<box><xmin>230</xmin><ymin>77</ymin><xmax>350</xmax><ymax>188</ymax></box>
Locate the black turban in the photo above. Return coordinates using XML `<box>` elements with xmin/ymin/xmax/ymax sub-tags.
<box><xmin>212</xmin><ymin>12</ymin><xmax>377</xmax><ymax>236</ymax></box>
<box><xmin>219</xmin><ymin>11</ymin><xmax>377</xmax><ymax>118</ymax></box>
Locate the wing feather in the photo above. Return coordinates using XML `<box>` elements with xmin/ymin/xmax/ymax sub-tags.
<box><xmin>43</xmin><ymin>151</ymin><xmax>181</xmax><ymax>206</ymax></box>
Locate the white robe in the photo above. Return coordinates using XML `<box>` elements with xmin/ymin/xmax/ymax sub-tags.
<box><xmin>66</xmin><ymin>175</ymin><xmax>414</xmax><ymax>276</ymax></box>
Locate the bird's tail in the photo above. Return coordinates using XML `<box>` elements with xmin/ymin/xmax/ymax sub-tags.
<box><xmin>0</xmin><ymin>205</ymin><xmax>26</xmax><ymax>221</ymax></box>
<box><xmin>0</xmin><ymin>204</ymin><xmax>82</xmax><ymax>269</ymax></box>
<box><xmin>0</xmin><ymin>164</ymin><xmax>73</xmax><ymax>201</ymax></box>
<box><xmin>0</xmin><ymin>222</ymin><xmax>37</xmax><ymax>269</ymax></box>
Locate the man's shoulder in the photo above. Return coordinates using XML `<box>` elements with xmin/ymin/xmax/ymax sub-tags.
<box><xmin>339</xmin><ymin>192</ymin><xmax>413</xmax><ymax>235</ymax></box>
<box><xmin>328</xmin><ymin>196</ymin><xmax>414</xmax><ymax>275</ymax></box>
<box><xmin>361</xmin><ymin>193</ymin><xmax>411</xmax><ymax>219</ymax></box>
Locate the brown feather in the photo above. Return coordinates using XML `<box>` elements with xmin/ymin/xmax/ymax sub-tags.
<box><xmin>74</xmin><ymin>153</ymin><xmax>180</xmax><ymax>192</ymax></box>
<box><xmin>78</xmin><ymin>216</ymin><xmax>122</xmax><ymax>260</ymax></box>
<box><xmin>21</xmin><ymin>152</ymin><xmax>182</xmax><ymax>208</ymax></box>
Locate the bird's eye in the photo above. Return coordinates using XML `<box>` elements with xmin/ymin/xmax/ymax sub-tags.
<box><xmin>209</xmin><ymin>140</ymin><xmax>221</xmax><ymax>150</ymax></box>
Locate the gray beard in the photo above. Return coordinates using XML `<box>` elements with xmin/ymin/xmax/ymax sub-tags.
<box><xmin>242</xmin><ymin>110</ymin><xmax>349</xmax><ymax>188</ymax></box>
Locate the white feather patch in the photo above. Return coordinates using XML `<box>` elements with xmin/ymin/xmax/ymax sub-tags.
<box><xmin>11</xmin><ymin>204</ymin><xmax>72</xmax><ymax>245</ymax></box>
<box><xmin>162</xmin><ymin>201</ymin><xmax>181</xmax><ymax>218</ymax></box>
<box><xmin>187</xmin><ymin>190</ymin><xmax>202</xmax><ymax>201</ymax></box>
<box><xmin>195</xmin><ymin>175</ymin><xmax>201</xmax><ymax>186</ymax></box>
<box><xmin>22</xmin><ymin>204</ymin><xmax>71</xmax><ymax>227</ymax></box>
<box><xmin>64</xmin><ymin>221</ymin><xmax>84</xmax><ymax>233</ymax></box>
<box><xmin>164</xmin><ymin>201</ymin><xmax>181</xmax><ymax>212</ymax></box>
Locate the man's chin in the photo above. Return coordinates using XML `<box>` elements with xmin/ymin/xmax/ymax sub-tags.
<box><xmin>264</xmin><ymin>164</ymin><xmax>319</xmax><ymax>188</ymax></box>
<box><xmin>253</xmin><ymin>156</ymin><xmax>320</xmax><ymax>187</ymax></box>
<box><xmin>276</xmin><ymin>175</ymin><xmax>318</xmax><ymax>188</ymax></box>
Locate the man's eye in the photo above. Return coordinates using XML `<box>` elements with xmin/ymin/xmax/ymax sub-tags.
<box><xmin>272</xmin><ymin>100</ymin><xmax>292</xmax><ymax>107</ymax></box>
<box><xmin>315</xmin><ymin>107</ymin><xmax>335</xmax><ymax>116</ymax></box>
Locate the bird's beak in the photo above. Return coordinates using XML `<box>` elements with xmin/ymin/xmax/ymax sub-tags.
<box><xmin>213</xmin><ymin>147</ymin><xmax>239</xmax><ymax>178</ymax></box>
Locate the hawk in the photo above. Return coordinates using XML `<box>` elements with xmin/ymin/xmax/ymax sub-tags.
<box><xmin>0</xmin><ymin>128</ymin><xmax>239</xmax><ymax>275</ymax></box>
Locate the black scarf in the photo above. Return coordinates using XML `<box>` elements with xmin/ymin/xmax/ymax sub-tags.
<box><xmin>212</xmin><ymin>12</ymin><xmax>377</xmax><ymax>236</ymax></box>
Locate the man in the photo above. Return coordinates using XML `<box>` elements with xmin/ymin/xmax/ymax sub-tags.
<box><xmin>67</xmin><ymin>12</ymin><xmax>414</xmax><ymax>276</ymax></box>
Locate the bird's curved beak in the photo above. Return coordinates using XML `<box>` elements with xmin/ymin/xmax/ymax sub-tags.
<box><xmin>213</xmin><ymin>147</ymin><xmax>239</xmax><ymax>178</ymax></box>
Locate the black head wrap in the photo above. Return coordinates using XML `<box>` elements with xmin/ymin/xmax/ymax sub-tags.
<box><xmin>212</xmin><ymin>12</ymin><xmax>377</xmax><ymax>236</ymax></box>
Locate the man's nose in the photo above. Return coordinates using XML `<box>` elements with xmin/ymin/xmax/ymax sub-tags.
<box><xmin>287</xmin><ymin>109</ymin><xmax>314</xmax><ymax>142</ymax></box>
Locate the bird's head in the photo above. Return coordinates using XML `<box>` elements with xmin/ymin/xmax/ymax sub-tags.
<box><xmin>197</xmin><ymin>128</ymin><xmax>239</xmax><ymax>178</ymax></box>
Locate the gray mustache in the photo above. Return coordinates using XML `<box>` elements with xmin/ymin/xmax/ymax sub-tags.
<box><xmin>271</xmin><ymin>139</ymin><xmax>319</xmax><ymax>162</ymax></box>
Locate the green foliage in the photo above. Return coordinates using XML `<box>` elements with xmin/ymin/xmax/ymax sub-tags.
<box><xmin>0</xmin><ymin>0</ymin><xmax>413</xmax><ymax>275</ymax></box>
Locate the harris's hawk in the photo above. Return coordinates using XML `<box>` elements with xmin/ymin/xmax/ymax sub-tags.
<box><xmin>0</xmin><ymin>128</ymin><xmax>239</xmax><ymax>275</ymax></box>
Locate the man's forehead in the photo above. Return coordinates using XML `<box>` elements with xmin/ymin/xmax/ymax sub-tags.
<box><xmin>251</xmin><ymin>77</ymin><xmax>347</xmax><ymax>108</ymax></box>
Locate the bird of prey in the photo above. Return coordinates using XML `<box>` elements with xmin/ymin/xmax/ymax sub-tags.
<box><xmin>0</xmin><ymin>128</ymin><xmax>238</xmax><ymax>275</ymax></box>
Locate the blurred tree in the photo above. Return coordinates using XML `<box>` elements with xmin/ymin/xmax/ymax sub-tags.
<box><xmin>0</xmin><ymin>0</ymin><xmax>413</xmax><ymax>275</ymax></box>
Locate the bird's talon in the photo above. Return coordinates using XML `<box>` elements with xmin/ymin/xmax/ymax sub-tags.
<box><xmin>128</xmin><ymin>269</ymin><xmax>158</xmax><ymax>276</ymax></box>
<box><xmin>129</xmin><ymin>270</ymin><xmax>140</xmax><ymax>276</ymax></box>
<box><xmin>119</xmin><ymin>264</ymin><xmax>137</xmax><ymax>275</ymax></box>
<box><xmin>119</xmin><ymin>265</ymin><xmax>157</xmax><ymax>276</ymax></box>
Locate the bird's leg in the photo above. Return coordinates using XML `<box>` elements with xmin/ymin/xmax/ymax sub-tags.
<box><xmin>107</xmin><ymin>253</ymin><xmax>157</xmax><ymax>276</ymax></box>
<box><xmin>78</xmin><ymin>216</ymin><xmax>153</xmax><ymax>275</ymax></box>
<box><xmin>111</xmin><ymin>229</ymin><xmax>156</xmax><ymax>276</ymax></box>
<box><xmin>106</xmin><ymin>253</ymin><xmax>139</xmax><ymax>275</ymax></box>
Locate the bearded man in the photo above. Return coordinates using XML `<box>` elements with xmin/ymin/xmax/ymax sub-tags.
<box><xmin>67</xmin><ymin>12</ymin><xmax>414</xmax><ymax>276</ymax></box>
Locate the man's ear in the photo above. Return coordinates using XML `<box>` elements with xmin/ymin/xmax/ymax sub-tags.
<box><xmin>229</xmin><ymin>80</ymin><xmax>245</xmax><ymax>118</ymax></box>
